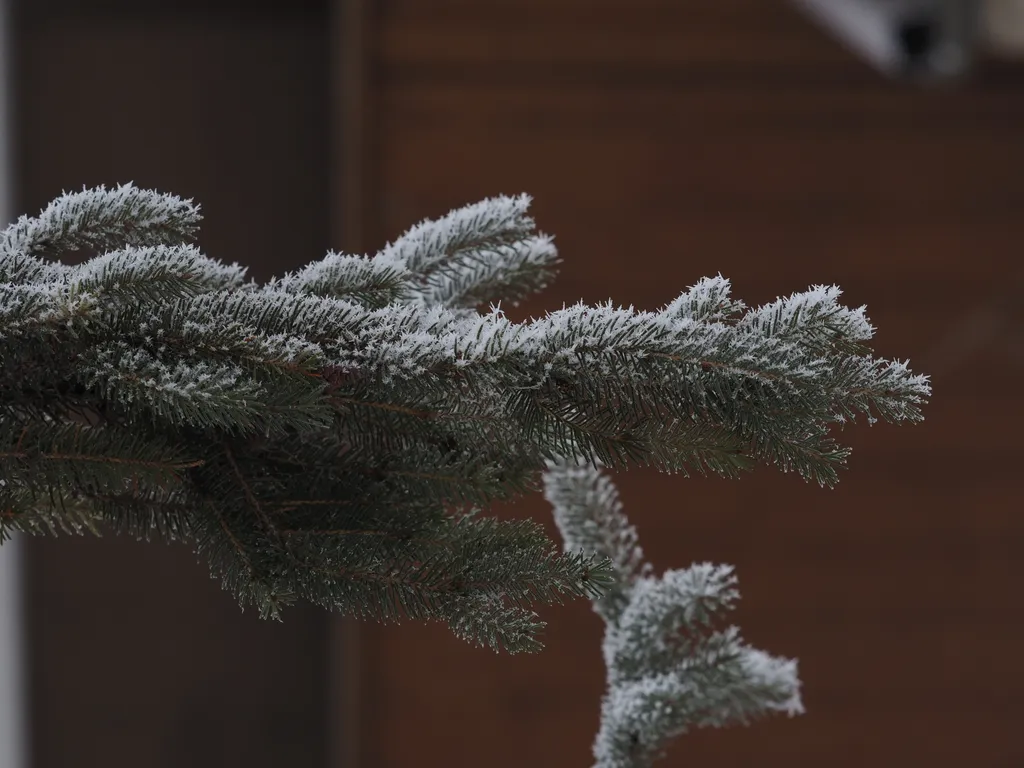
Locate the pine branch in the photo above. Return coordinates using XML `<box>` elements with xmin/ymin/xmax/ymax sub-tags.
<box><xmin>0</xmin><ymin>182</ymin><xmax>200</xmax><ymax>262</ymax></box>
<box><xmin>545</xmin><ymin>460</ymin><xmax>802</xmax><ymax>768</ymax></box>
<box><xmin>265</xmin><ymin>250</ymin><xmax>412</xmax><ymax>308</ymax></box>
<box><xmin>377</xmin><ymin>193</ymin><xmax>560</xmax><ymax>309</ymax></box>
<box><xmin>0</xmin><ymin>185</ymin><xmax>930</xmax><ymax>654</ymax></box>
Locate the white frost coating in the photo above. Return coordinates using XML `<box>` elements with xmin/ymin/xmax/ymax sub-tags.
<box><xmin>606</xmin><ymin>566</ymin><xmax>743</xmax><ymax>683</ymax></box>
<box><xmin>376</xmin><ymin>193</ymin><xmax>536</xmax><ymax>273</ymax></box>
<box><xmin>301</xmin><ymin>241</ymin><xmax>930</xmax><ymax>435</ymax></box>
<box><xmin>367</xmin><ymin>194</ymin><xmax>559</xmax><ymax>310</ymax></box>
<box><xmin>408</xmin><ymin>233</ymin><xmax>560</xmax><ymax>308</ymax></box>
<box><xmin>76</xmin><ymin>343</ymin><xmax>262</xmax><ymax>418</ymax></box>
<box><xmin>0</xmin><ymin>282</ymin><xmax>59</xmax><ymax>318</ymax></box>
<box><xmin>0</xmin><ymin>181</ymin><xmax>201</xmax><ymax>260</ymax></box>
<box><xmin>0</xmin><ymin>183</ymin><xmax>935</xmax><ymax>763</ymax></box>
<box><xmin>661</xmin><ymin>274</ymin><xmax>745</xmax><ymax>323</ymax></box>
<box><xmin>71</xmin><ymin>243</ymin><xmax>249</xmax><ymax>293</ymax></box>
<box><xmin>545</xmin><ymin>461</ymin><xmax>803</xmax><ymax>768</ymax></box>
<box><xmin>267</xmin><ymin>249</ymin><xmax>411</xmax><ymax>301</ymax></box>
<box><xmin>541</xmin><ymin>458</ymin><xmax>652</xmax><ymax>624</ymax></box>
<box><xmin>0</xmin><ymin>189</ymin><xmax>930</xmax><ymax>441</ymax></box>
<box><xmin>337</xmin><ymin>292</ymin><xmax>900</xmax><ymax>396</ymax></box>
<box><xmin>738</xmin><ymin>284</ymin><xmax>875</xmax><ymax>343</ymax></box>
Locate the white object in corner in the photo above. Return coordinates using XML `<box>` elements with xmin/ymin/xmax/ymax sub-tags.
<box><xmin>984</xmin><ymin>0</ymin><xmax>1024</xmax><ymax>55</ymax></box>
<box><xmin>791</xmin><ymin>0</ymin><xmax>978</xmax><ymax>79</ymax></box>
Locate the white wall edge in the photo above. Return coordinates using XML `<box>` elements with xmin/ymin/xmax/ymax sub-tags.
<box><xmin>0</xmin><ymin>0</ymin><xmax>27</xmax><ymax>765</ymax></box>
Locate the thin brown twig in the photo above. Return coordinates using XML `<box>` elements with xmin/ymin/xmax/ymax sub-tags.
<box><xmin>221</xmin><ymin>439</ymin><xmax>281</xmax><ymax>546</ymax></box>
<box><xmin>280</xmin><ymin>527</ymin><xmax>396</xmax><ymax>537</ymax></box>
<box><xmin>0</xmin><ymin>448</ymin><xmax>204</xmax><ymax>472</ymax></box>
<box><xmin>210</xmin><ymin>505</ymin><xmax>254</xmax><ymax>572</ymax></box>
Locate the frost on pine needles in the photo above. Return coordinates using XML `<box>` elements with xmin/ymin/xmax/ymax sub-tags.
<box><xmin>545</xmin><ymin>460</ymin><xmax>802</xmax><ymax>768</ymax></box>
<box><xmin>0</xmin><ymin>185</ymin><xmax>929</xmax><ymax>659</ymax></box>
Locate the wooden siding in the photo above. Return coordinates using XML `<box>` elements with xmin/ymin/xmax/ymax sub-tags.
<box><xmin>348</xmin><ymin>2</ymin><xmax>1024</xmax><ymax>767</ymax></box>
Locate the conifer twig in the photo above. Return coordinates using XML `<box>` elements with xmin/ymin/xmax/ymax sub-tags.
<box><xmin>0</xmin><ymin>185</ymin><xmax>929</xmax><ymax>654</ymax></box>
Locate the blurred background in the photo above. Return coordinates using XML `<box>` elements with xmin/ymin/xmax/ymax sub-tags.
<box><xmin>2</xmin><ymin>1</ymin><xmax>1024</xmax><ymax>766</ymax></box>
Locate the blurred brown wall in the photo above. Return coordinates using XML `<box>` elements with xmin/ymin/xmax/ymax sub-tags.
<box><xmin>351</xmin><ymin>2</ymin><xmax>1024</xmax><ymax>766</ymax></box>
<box><xmin>15</xmin><ymin>1</ymin><xmax>1024</xmax><ymax>767</ymax></box>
